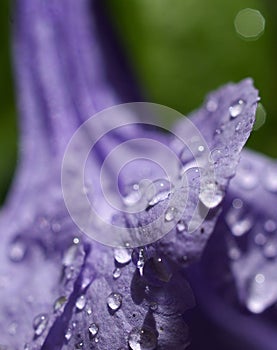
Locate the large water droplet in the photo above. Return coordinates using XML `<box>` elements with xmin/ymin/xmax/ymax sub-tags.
<box><xmin>107</xmin><ymin>292</ymin><xmax>122</xmax><ymax>312</ymax></box>
<box><xmin>76</xmin><ymin>295</ymin><xmax>86</xmax><ymax>311</ymax></box>
<box><xmin>114</xmin><ymin>248</ymin><xmax>131</xmax><ymax>265</ymax></box>
<box><xmin>128</xmin><ymin>326</ymin><xmax>158</xmax><ymax>350</ymax></box>
<box><xmin>164</xmin><ymin>207</ymin><xmax>177</xmax><ymax>222</ymax></box>
<box><xmin>229</xmin><ymin>100</ymin><xmax>245</xmax><ymax>118</ymax></box>
<box><xmin>199</xmin><ymin>180</ymin><xmax>223</xmax><ymax>208</ymax></box>
<box><xmin>53</xmin><ymin>296</ymin><xmax>67</xmax><ymax>313</ymax></box>
<box><xmin>146</xmin><ymin>179</ymin><xmax>172</xmax><ymax>207</ymax></box>
<box><xmin>33</xmin><ymin>313</ymin><xmax>49</xmax><ymax>337</ymax></box>
<box><xmin>88</xmin><ymin>323</ymin><xmax>99</xmax><ymax>339</ymax></box>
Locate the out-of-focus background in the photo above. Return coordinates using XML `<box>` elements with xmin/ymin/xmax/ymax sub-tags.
<box><xmin>0</xmin><ymin>0</ymin><xmax>276</xmax><ymax>204</ymax></box>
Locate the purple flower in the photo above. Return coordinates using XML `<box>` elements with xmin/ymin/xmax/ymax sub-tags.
<box><xmin>0</xmin><ymin>1</ymin><xmax>274</xmax><ymax>350</ymax></box>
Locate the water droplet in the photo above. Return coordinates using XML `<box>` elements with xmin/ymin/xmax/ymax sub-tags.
<box><xmin>33</xmin><ymin>313</ymin><xmax>49</xmax><ymax>337</ymax></box>
<box><xmin>86</xmin><ymin>305</ymin><xmax>93</xmax><ymax>316</ymax></box>
<box><xmin>206</xmin><ymin>99</ymin><xmax>218</xmax><ymax>112</ymax></box>
<box><xmin>128</xmin><ymin>326</ymin><xmax>158</xmax><ymax>350</ymax></box>
<box><xmin>199</xmin><ymin>180</ymin><xmax>223</xmax><ymax>208</ymax></box>
<box><xmin>164</xmin><ymin>207</ymin><xmax>177</xmax><ymax>222</ymax></box>
<box><xmin>53</xmin><ymin>296</ymin><xmax>67</xmax><ymax>313</ymax></box>
<box><xmin>123</xmin><ymin>183</ymin><xmax>141</xmax><ymax>206</ymax></box>
<box><xmin>113</xmin><ymin>267</ymin><xmax>121</xmax><ymax>279</ymax></box>
<box><xmin>63</xmin><ymin>238</ymin><xmax>80</xmax><ymax>266</ymax></box>
<box><xmin>88</xmin><ymin>323</ymin><xmax>99</xmax><ymax>339</ymax></box>
<box><xmin>64</xmin><ymin>266</ymin><xmax>75</xmax><ymax>280</ymax></box>
<box><xmin>65</xmin><ymin>328</ymin><xmax>73</xmax><ymax>341</ymax></box>
<box><xmin>8</xmin><ymin>237</ymin><xmax>26</xmax><ymax>262</ymax></box>
<box><xmin>76</xmin><ymin>295</ymin><xmax>86</xmax><ymax>311</ymax></box>
<box><xmin>232</xmin><ymin>198</ymin><xmax>243</xmax><ymax>209</ymax></box>
<box><xmin>75</xmin><ymin>341</ymin><xmax>84</xmax><ymax>349</ymax></box>
<box><xmin>24</xmin><ymin>344</ymin><xmax>30</xmax><ymax>350</ymax></box>
<box><xmin>264</xmin><ymin>220</ymin><xmax>276</xmax><ymax>232</ymax></box>
<box><xmin>137</xmin><ymin>249</ymin><xmax>145</xmax><ymax>276</ymax></box>
<box><xmin>176</xmin><ymin>220</ymin><xmax>187</xmax><ymax>233</ymax></box>
<box><xmin>146</xmin><ymin>179</ymin><xmax>172</xmax><ymax>206</ymax></box>
<box><xmin>229</xmin><ymin>100</ymin><xmax>245</xmax><ymax>118</ymax></box>
<box><xmin>107</xmin><ymin>292</ymin><xmax>122</xmax><ymax>312</ymax></box>
<box><xmin>114</xmin><ymin>248</ymin><xmax>131</xmax><ymax>265</ymax></box>
<box><xmin>235</xmin><ymin>122</ymin><xmax>242</xmax><ymax>131</ymax></box>
<box><xmin>8</xmin><ymin>322</ymin><xmax>17</xmax><ymax>335</ymax></box>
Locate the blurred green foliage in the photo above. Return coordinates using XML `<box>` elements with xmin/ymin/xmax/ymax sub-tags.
<box><xmin>108</xmin><ymin>0</ymin><xmax>277</xmax><ymax>155</ymax></box>
<box><xmin>0</xmin><ymin>1</ymin><xmax>17</xmax><ymax>205</ymax></box>
<box><xmin>0</xmin><ymin>0</ymin><xmax>277</xmax><ymax>204</ymax></box>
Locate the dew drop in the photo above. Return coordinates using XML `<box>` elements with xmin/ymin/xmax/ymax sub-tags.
<box><xmin>53</xmin><ymin>296</ymin><xmax>67</xmax><ymax>313</ymax></box>
<box><xmin>65</xmin><ymin>328</ymin><xmax>73</xmax><ymax>341</ymax></box>
<box><xmin>107</xmin><ymin>292</ymin><xmax>122</xmax><ymax>312</ymax></box>
<box><xmin>114</xmin><ymin>248</ymin><xmax>131</xmax><ymax>265</ymax></box>
<box><xmin>75</xmin><ymin>341</ymin><xmax>84</xmax><ymax>349</ymax></box>
<box><xmin>229</xmin><ymin>100</ymin><xmax>245</xmax><ymax>118</ymax></box>
<box><xmin>128</xmin><ymin>326</ymin><xmax>158</xmax><ymax>350</ymax></box>
<box><xmin>113</xmin><ymin>267</ymin><xmax>121</xmax><ymax>279</ymax></box>
<box><xmin>146</xmin><ymin>179</ymin><xmax>172</xmax><ymax>206</ymax></box>
<box><xmin>176</xmin><ymin>220</ymin><xmax>186</xmax><ymax>233</ymax></box>
<box><xmin>76</xmin><ymin>295</ymin><xmax>86</xmax><ymax>311</ymax></box>
<box><xmin>88</xmin><ymin>323</ymin><xmax>99</xmax><ymax>339</ymax></box>
<box><xmin>86</xmin><ymin>305</ymin><xmax>93</xmax><ymax>316</ymax></box>
<box><xmin>206</xmin><ymin>99</ymin><xmax>218</xmax><ymax>112</ymax></box>
<box><xmin>8</xmin><ymin>237</ymin><xmax>26</xmax><ymax>263</ymax></box>
<box><xmin>136</xmin><ymin>248</ymin><xmax>145</xmax><ymax>276</ymax></box>
<box><xmin>33</xmin><ymin>313</ymin><xmax>49</xmax><ymax>337</ymax></box>
<box><xmin>123</xmin><ymin>183</ymin><xmax>141</xmax><ymax>206</ymax></box>
<box><xmin>235</xmin><ymin>122</ymin><xmax>242</xmax><ymax>131</ymax></box>
<box><xmin>164</xmin><ymin>207</ymin><xmax>177</xmax><ymax>222</ymax></box>
<box><xmin>232</xmin><ymin>198</ymin><xmax>243</xmax><ymax>209</ymax></box>
<box><xmin>63</xmin><ymin>238</ymin><xmax>80</xmax><ymax>267</ymax></box>
<box><xmin>24</xmin><ymin>344</ymin><xmax>30</xmax><ymax>350</ymax></box>
<box><xmin>199</xmin><ymin>180</ymin><xmax>223</xmax><ymax>208</ymax></box>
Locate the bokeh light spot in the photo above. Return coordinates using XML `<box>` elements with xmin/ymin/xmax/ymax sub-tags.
<box><xmin>234</xmin><ymin>8</ymin><xmax>265</xmax><ymax>41</ymax></box>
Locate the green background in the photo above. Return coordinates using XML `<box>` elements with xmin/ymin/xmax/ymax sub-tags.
<box><xmin>0</xmin><ymin>0</ymin><xmax>276</xmax><ymax>204</ymax></box>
